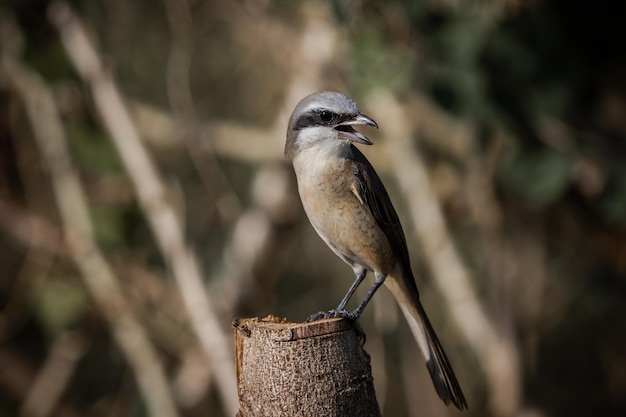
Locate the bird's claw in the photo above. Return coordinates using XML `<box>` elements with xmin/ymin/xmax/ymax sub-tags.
<box><xmin>306</xmin><ymin>309</ymin><xmax>366</xmax><ymax>345</ymax></box>
<box><xmin>306</xmin><ymin>311</ymin><xmax>327</xmax><ymax>322</ymax></box>
<box><xmin>306</xmin><ymin>309</ymin><xmax>355</xmax><ymax>322</ymax></box>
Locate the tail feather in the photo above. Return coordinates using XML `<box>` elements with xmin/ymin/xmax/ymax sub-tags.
<box><xmin>385</xmin><ymin>273</ymin><xmax>467</xmax><ymax>410</ymax></box>
<box><xmin>417</xmin><ymin>302</ymin><xmax>468</xmax><ymax>409</ymax></box>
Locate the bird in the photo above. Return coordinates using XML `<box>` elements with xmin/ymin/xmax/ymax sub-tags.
<box><xmin>284</xmin><ymin>91</ymin><xmax>467</xmax><ymax>410</ymax></box>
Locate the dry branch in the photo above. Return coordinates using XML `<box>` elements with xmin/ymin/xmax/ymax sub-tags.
<box><xmin>126</xmin><ymin>1</ymin><xmax>343</xmax><ymax>165</ymax></box>
<box><xmin>162</xmin><ymin>0</ymin><xmax>241</xmax><ymax>222</ymax></box>
<box><xmin>0</xmin><ymin>344</ymin><xmax>83</xmax><ymax>417</ymax></box>
<box><xmin>212</xmin><ymin>163</ymin><xmax>299</xmax><ymax>316</ymax></box>
<box><xmin>1</xmin><ymin>42</ymin><xmax>180</xmax><ymax>417</ymax></box>
<box><xmin>0</xmin><ymin>198</ymin><xmax>212</xmax><ymax>409</ymax></box>
<box><xmin>21</xmin><ymin>332</ymin><xmax>86</xmax><ymax>417</ymax></box>
<box><xmin>48</xmin><ymin>3</ymin><xmax>238</xmax><ymax>414</ymax></box>
<box><xmin>234</xmin><ymin>317</ymin><xmax>381</xmax><ymax>417</ymax></box>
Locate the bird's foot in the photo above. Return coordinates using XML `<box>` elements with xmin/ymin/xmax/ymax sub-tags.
<box><xmin>306</xmin><ymin>310</ymin><xmax>328</xmax><ymax>322</ymax></box>
<box><xmin>306</xmin><ymin>309</ymin><xmax>366</xmax><ymax>345</ymax></box>
<box><xmin>306</xmin><ymin>308</ymin><xmax>355</xmax><ymax>322</ymax></box>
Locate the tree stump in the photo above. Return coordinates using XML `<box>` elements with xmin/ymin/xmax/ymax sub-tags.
<box><xmin>233</xmin><ymin>316</ymin><xmax>381</xmax><ymax>417</ymax></box>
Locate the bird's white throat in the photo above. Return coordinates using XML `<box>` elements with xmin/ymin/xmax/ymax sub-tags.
<box><xmin>292</xmin><ymin>126</ymin><xmax>353</xmax><ymax>176</ymax></box>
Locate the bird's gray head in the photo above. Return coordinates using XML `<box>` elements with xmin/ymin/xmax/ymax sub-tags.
<box><xmin>285</xmin><ymin>91</ymin><xmax>378</xmax><ymax>160</ymax></box>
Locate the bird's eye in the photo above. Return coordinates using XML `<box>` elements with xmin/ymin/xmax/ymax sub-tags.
<box><xmin>319</xmin><ymin>111</ymin><xmax>333</xmax><ymax>123</ymax></box>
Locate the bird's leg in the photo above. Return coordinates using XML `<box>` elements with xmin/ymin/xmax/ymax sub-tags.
<box><xmin>307</xmin><ymin>269</ymin><xmax>367</xmax><ymax>322</ymax></box>
<box><xmin>336</xmin><ymin>269</ymin><xmax>367</xmax><ymax>311</ymax></box>
<box><xmin>348</xmin><ymin>272</ymin><xmax>386</xmax><ymax>319</ymax></box>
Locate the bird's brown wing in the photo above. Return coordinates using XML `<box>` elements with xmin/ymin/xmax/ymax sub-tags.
<box><xmin>350</xmin><ymin>145</ymin><xmax>468</xmax><ymax>410</ymax></box>
<box><xmin>349</xmin><ymin>145</ymin><xmax>420</xmax><ymax>299</ymax></box>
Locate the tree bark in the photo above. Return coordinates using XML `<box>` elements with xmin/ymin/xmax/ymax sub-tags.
<box><xmin>233</xmin><ymin>316</ymin><xmax>381</xmax><ymax>417</ymax></box>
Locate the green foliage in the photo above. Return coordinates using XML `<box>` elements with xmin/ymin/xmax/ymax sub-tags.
<box><xmin>599</xmin><ymin>172</ymin><xmax>626</xmax><ymax>226</ymax></box>
<box><xmin>34</xmin><ymin>280</ymin><xmax>88</xmax><ymax>337</ymax></box>
<box><xmin>91</xmin><ymin>205</ymin><xmax>128</xmax><ymax>249</ymax></box>
<box><xmin>349</xmin><ymin>29</ymin><xmax>416</xmax><ymax>95</ymax></box>
<box><xmin>91</xmin><ymin>202</ymin><xmax>147</xmax><ymax>250</ymax></box>
<box><xmin>0</xmin><ymin>404</ymin><xmax>17</xmax><ymax>417</ymax></box>
<box><xmin>424</xmin><ymin>15</ymin><xmax>492</xmax><ymax>118</ymax></box>
<box><xmin>24</xmin><ymin>40</ymin><xmax>76</xmax><ymax>83</ymax></box>
<box><xmin>499</xmin><ymin>148</ymin><xmax>573</xmax><ymax>209</ymax></box>
<box><xmin>68</xmin><ymin>123</ymin><xmax>123</xmax><ymax>174</ymax></box>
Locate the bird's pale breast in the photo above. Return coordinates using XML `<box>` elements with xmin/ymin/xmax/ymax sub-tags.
<box><xmin>293</xmin><ymin>153</ymin><xmax>395</xmax><ymax>274</ymax></box>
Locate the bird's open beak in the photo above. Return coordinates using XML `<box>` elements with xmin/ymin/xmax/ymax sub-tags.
<box><xmin>334</xmin><ymin>113</ymin><xmax>378</xmax><ymax>145</ymax></box>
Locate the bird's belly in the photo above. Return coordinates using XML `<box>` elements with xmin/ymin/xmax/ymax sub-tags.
<box><xmin>298</xmin><ymin>180</ymin><xmax>394</xmax><ymax>274</ymax></box>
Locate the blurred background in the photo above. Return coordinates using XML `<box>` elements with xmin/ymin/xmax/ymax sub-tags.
<box><xmin>1</xmin><ymin>0</ymin><xmax>625</xmax><ymax>416</ymax></box>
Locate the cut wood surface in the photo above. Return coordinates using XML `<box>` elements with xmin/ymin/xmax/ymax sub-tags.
<box><xmin>233</xmin><ymin>316</ymin><xmax>381</xmax><ymax>417</ymax></box>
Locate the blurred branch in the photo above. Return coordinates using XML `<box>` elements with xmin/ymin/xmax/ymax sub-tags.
<box><xmin>129</xmin><ymin>1</ymin><xmax>344</xmax><ymax>166</ymax></box>
<box><xmin>0</xmin><ymin>199</ymin><xmax>67</xmax><ymax>257</ymax></box>
<box><xmin>0</xmin><ymin>199</ymin><xmax>61</xmax><ymax>340</ymax></box>
<box><xmin>162</xmin><ymin>0</ymin><xmax>196</xmax><ymax>123</ymax></box>
<box><xmin>0</xmin><ymin>344</ymin><xmax>84</xmax><ymax>417</ymax></box>
<box><xmin>212</xmin><ymin>163</ymin><xmax>299</xmax><ymax>315</ymax></box>
<box><xmin>0</xmin><ymin>242</ymin><xmax>49</xmax><ymax>342</ymax></box>
<box><xmin>366</xmin><ymin>91</ymin><xmax>521</xmax><ymax>417</ymax></box>
<box><xmin>405</xmin><ymin>93</ymin><xmax>476</xmax><ymax>164</ymax></box>
<box><xmin>274</xmin><ymin>1</ymin><xmax>344</xmax><ymax>126</ymax></box>
<box><xmin>1</xmin><ymin>197</ymin><xmax>213</xmax><ymax>409</ymax></box>
<box><xmin>162</xmin><ymin>0</ymin><xmax>241</xmax><ymax>222</ymax></box>
<box><xmin>48</xmin><ymin>3</ymin><xmax>238</xmax><ymax>414</ymax></box>
<box><xmin>400</xmin><ymin>344</ymin><xmax>440</xmax><ymax>417</ymax></box>
<box><xmin>1</xmin><ymin>33</ymin><xmax>180</xmax><ymax>417</ymax></box>
<box><xmin>0</xmin><ymin>80</ymin><xmax>64</xmax><ymax>340</ymax></box>
<box><xmin>130</xmin><ymin>100</ymin><xmax>282</xmax><ymax>162</ymax></box>
<box><xmin>21</xmin><ymin>332</ymin><xmax>86</xmax><ymax>417</ymax></box>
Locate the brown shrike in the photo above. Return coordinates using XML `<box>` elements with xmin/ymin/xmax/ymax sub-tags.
<box><xmin>285</xmin><ymin>91</ymin><xmax>467</xmax><ymax>409</ymax></box>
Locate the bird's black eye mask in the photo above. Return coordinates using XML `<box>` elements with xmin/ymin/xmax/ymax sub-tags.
<box><xmin>293</xmin><ymin>109</ymin><xmax>355</xmax><ymax>131</ymax></box>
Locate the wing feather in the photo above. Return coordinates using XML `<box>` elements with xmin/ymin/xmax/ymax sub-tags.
<box><xmin>348</xmin><ymin>145</ymin><xmax>420</xmax><ymax>299</ymax></box>
<box><xmin>349</xmin><ymin>146</ymin><xmax>467</xmax><ymax>409</ymax></box>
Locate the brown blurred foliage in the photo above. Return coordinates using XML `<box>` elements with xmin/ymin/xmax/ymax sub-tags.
<box><xmin>0</xmin><ymin>0</ymin><xmax>625</xmax><ymax>416</ymax></box>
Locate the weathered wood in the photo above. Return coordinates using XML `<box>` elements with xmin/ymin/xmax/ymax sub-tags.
<box><xmin>233</xmin><ymin>316</ymin><xmax>381</xmax><ymax>417</ymax></box>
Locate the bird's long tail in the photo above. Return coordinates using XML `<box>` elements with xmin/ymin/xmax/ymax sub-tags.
<box><xmin>385</xmin><ymin>273</ymin><xmax>467</xmax><ymax>410</ymax></box>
